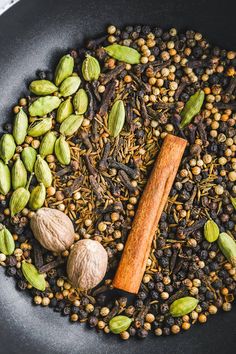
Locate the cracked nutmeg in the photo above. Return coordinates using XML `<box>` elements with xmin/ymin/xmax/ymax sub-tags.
<box><xmin>67</xmin><ymin>239</ymin><xmax>108</xmax><ymax>290</ymax></box>
<box><xmin>30</xmin><ymin>207</ymin><xmax>75</xmax><ymax>252</ymax></box>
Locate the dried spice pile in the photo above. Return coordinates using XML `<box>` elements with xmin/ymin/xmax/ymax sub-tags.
<box><xmin>0</xmin><ymin>24</ymin><xmax>236</xmax><ymax>340</ymax></box>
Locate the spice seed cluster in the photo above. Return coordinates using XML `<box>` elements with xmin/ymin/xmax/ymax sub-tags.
<box><xmin>0</xmin><ymin>24</ymin><xmax>236</xmax><ymax>340</ymax></box>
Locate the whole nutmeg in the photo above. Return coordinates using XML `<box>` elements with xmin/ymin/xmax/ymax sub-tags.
<box><xmin>30</xmin><ymin>207</ymin><xmax>75</xmax><ymax>252</ymax></box>
<box><xmin>67</xmin><ymin>239</ymin><xmax>108</xmax><ymax>290</ymax></box>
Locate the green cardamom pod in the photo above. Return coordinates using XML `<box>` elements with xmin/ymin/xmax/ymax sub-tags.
<box><xmin>54</xmin><ymin>54</ymin><xmax>74</xmax><ymax>86</ymax></box>
<box><xmin>104</xmin><ymin>43</ymin><xmax>141</xmax><ymax>64</ymax></box>
<box><xmin>0</xmin><ymin>224</ymin><xmax>15</xmax><ymax>255</ymax></box>
<box><xmin>9</xmin><ymin>174</ymin><xmax>33</xmax><ymax>216</ymax></box>
<box><xmin>0</xmin><ymin>159</ymin><xmax>11</xmax><ymax>195</ymax></box>
<box><xmin>59</xmin><ymin>114</ymin><xmax>83</xmax><ymax>136</ymax></box>
<box><xmin>27</xmin><ymin>117</ymin><xmax>52</xmax><ymax>137</ymax></box>
<box><xmin>218</xmin><ymin>232</ymin><xmax>236</xmax><ymax>267</ymax></box>
<box><xmin>59</xmin><ymin>76</ymin><xmax>81</xmax><ymax>97</ymax></box>
<box><xmin>179</xmin><ymin>90</ymin><xmax>205</xmax><ymax>129</ymax></box>
<box><xmin>34</xmin><ymin>155</ymin><xmax>52</xmax><ymax>187</ymax></box>
<box><xmin>230</xmin><ymin>196</ymin><xmax>236</xmax><ymax>210</ymax></box>
<box><xmin>22</xmin><ymin>261</ymin><xmax>46</xmax><ymax>291</ymax></box>
<box><xmin>54</xmin><ymin>135</ymin><xmax>71</xmax><ymax>165</ymax></box>
<box><xmin>29</xmin><ymin>96</ymin><xmax>61</xmax><ymax>117</ymax></box>
<box><xmin>29</xmin><ymin>183</ymin><xmax>46</xmax><ymax>210</ymax></box>
<box><xmin>11</xmin><ymin>157</ymin><xmax>27</xmax><ymax>190</ymax></box>
<box><xmin>0</xmin><ymin>134</ymin><xmax>16</xmax><ymax>164</ymax></box>
<box><xmin>170</xmin><ymin>297</ymin><xmax>199</xmax><ymax>317</ymax></box>
<box><xmin>73</xmin><ymin>88</ymin><xmax>88</xmax><ymax>114</ymax></box>
<box><xmin>21</xmin><ymin>146</ymin><xmax>37</xmax><ymax>172</ymax></box>
<box><xmin>204</xmin><ymin>219</ymin><xmax>219</xmax><ymax>243</ymax></box>
<box><xmin>82</xmin><ymin>55</ymin><xmax>101</xmax><ymax>81</ymax></box>
<box><xmin>29</xmin><ymin>80</ymin><xmax>58</xmax><ymax>96</ymax></box>
<box><xmin>56</xmin><ymin>98</ymin><xmax>73</xmax><ymax>123</ymax></box>
<box><xmin>13</xmin><ymin>108</ymin><xmax>28</xmax><ymax>145</ymax></box>
<box><xmin>108</xmin><ymin>100</ymin><xmax>125</xmax><ymax>137</ymax></box>
<box><xmin>39</xmin><ymin>131</ymin><xmax>57</xmax><ymax>157</ymax></box>
<box><xmin>109</xmin><ymin>316</ymin><xmax>132</xmax><ymax>334</ymax></box>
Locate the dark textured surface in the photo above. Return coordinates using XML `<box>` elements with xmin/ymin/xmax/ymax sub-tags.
<box><xmin>0</xmin><ymin>0</ymin><xmax>235</xmax><ymax>353</ymax></box>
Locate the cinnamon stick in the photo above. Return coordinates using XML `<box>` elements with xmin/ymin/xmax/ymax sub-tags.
<box><xmin>112</xmin><ymin>134</ymin><xmax>187</xmax><ymax>294</ymax></box>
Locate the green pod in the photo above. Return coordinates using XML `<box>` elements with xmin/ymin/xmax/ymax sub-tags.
<box><xmin>13</xmin><ymin>108</ymin><xmax>28</xmax><ymax>145</ymax></box>
<box><xmin>170</xmin><ymin>297</ymin><xmax>199</xmax><ymax>317</ymax></box>
<box><xmin>54</xmin><ymin>54</ymin><xmax>74</xmax><ymax>86</ymax></box>
<box><xmin>29</xmin><ymin>96</ymin><xmax>61</xmax><ymax>116</ymax></box>
<box><xmin>56</xmin><ymin>98</ymin><xmax>73</xmax><ymax>123</ymax></box>
<box><xmin>11</xmin><ymin>157</ymin><xmax>27</xmax><ymax>190</ymax></box>
<box><xmin>59</xmin><ymin>76</ymin><xmax>81</xmax><ymax>97</ymax></box>
<box><xmin>29</xmin><ymin>80</ymin><xmax>58</xmax><ymax>96</ymax></box>
<box><xmin>180</xmin><ymin>90</ymin><xmax>205</xmax><ymax>129</ymax></box>
<box><xmin>27</xmin><ymin>117</ymin><xmax>52</xmax><ymax>137</ymax></box>
<box><xmin>230</xmin><ymin>196</ymin><xmax>236</xmax><ymax>210</ymax></box>
<box><xmin>104</xmin><ymin>44</ymin><xmax>141</xmax><ymax>64</ymax></box>
<box><xmin>29</xmin><ymin>183</ymin><xmax>46</xmax><ymax>210</ymax></box>
<box><xmin>22</xmin><ymin>261</ymin><xmax>46</xmax><ymax>291</ymax></box>
<box><xmin>9</xmin><ymin>187</ymin><xmax>30</xmax><ymax>216</ymax></box>
<box><xmin>34</xmin><ymin>155</ymin><xmax>52</xmax><ymax>187</ymax></box>
<box><xmin>0</xmin><ymin>134</ymin><xmax>16</xmax><ymax>164</ymax></box>
<box><xmin>0</xmin><ymin>224</ymin><xmax>15</xmax><ymax>255</ymax></box>
<box><xmin>0</xmin><ymin>159</ymin><xmax>11</xmax><ymax>195</ymax></box>
<box><xmin>21</xmin><ymin>147</ymin><xmax>37</xmax><ymax>172</ymax></box>
<box><xmin>54</xmin><ymin>135</ymin><xmax>71</xmax><ymax>165</ymax></box>
<box><xmin>108</xmin><ymin>100</ymin><xmax>125</xmax><ymax>137</ymax></box>
<box><xmin>82</xmin><ymin>55</ymin><xmax>101</xmax><ymax>81</ymax></box>
<box><xmin>39</xmin><ymin>131</ymin><xmax>57</xmax><ymax>157</ymax></box>
<box><xmin>204</xmin><ymin>219</ymin><xmax>219</xmax><ymax>243</ymax></box>
<box><xmin>73</xmin><ymin>88</ymin><xmax>88</xmax><ymax>114</ymax></box>
<box><xmin>59</xmin><ymin>114</ymin><xmax>83</xmax><ymax>136</ymax></box>
<box><xmin>218</xmin><ymin>232</ymin><xmax>236</xmax><ymax>267</ymax></box>
<box><xmin>109</xmin><ymin>316</ymin><xmax>132</xmax><ymax>334</ymax></box>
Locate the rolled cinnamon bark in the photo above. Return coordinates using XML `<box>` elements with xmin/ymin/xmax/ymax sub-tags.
<box><xmin>112</xmin><ymin>134</ymin><xmax>187</xmax><ymax>294</ymax></box>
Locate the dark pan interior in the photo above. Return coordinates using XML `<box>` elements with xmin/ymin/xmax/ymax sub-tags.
<box><xmin>0</xmin><ymin>0</ymin><xmax>235</xmax><ymax>353</ymax></box>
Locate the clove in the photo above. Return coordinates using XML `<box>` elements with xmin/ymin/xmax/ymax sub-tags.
<box><xmin>125</xmin><ymin>102</ymin><xmax>136</xmax><ymax>132</ymax></box>
<box><xmin>56</xmin><ymin>165</ymin><xmax>71</xmax><ymax>177</ymax></box>
<box><xmin>80</xmin><ymin>131</ymin><xmax>93</xmax><ymax>150</ymax></box>
<box><xmin>100</xmin><ymin>63</ymin><xmax>126</xmax><ymax>85</ymax></box>
<box><xmin>89</xmin><ymin>175</ymin><xmax>103</xmax><ymax>201</ymax></box>
<box><xmin>33</xmin><ymin>241</ymin><xmax>44</xmax><ymax>269</ymax></box>
<box><xmin>139</xmin><ymin>96</ymin><xmax>150</xmax><ymax>126</ymax></box>
<box><xmin>167</xmin><ymin>286</ymin><xmax>188</xmax><ymax>304</ymax></box>
<box><xmin>86</xmin><ymin>35</ymin><xmax>107</xmax><ymax>50</ymax></box>
<box><xmin>105</xmin><ymin>177</ymin><xmax>121</xmax><ymax>197</ymax></box>
<box><xmin>108</xmin><ymin>158</ymin><xmax>139</xmax><ymax>179</ymax></box>
<box><xmin>224</xmin><ymin>76</ymin><xmax>236</xmax><ymax>96</ymax></box>
<box><xmin>98</xmin><ymin>142</ymin><xmax>111</xmax><ymax>171</ymax></box>
<box><xmin>38</xmin><ymin>257</ymin><xmax>64</xmax><ymax>274</ymax></box>
<box><xmin>84</xmin><ymin>154</ymin><xmax>98</xmax><ymax>176</ymax></box>
<box><xmin>188</xmin><ymin>124</ymin><xmax>197</xmax><ymax>145</ymax></box>
<box><xmin>118</xmin><ymin>170</ymin><xmax>138</xmax><ymax>195</ymax></box>
<box><xmin>98</xmin><ymin>80</ymin><xmax>116</xmax><ymax>116</ymax></box>
<box><xmin>96</xmin><ymin>201</ymin><xmax>124</xmax><ymax>214</ymax></box>
<box><xmin>187</xmin><ymin>59</ymin><xmax>213</xmax><ymax>69</ymax></box>
<box><xmin>129</xmin><ymin>72</ymin><xmax>151</xmax><ymax>93</ymax></box>
<box><xmin>91</xmin><ymin>118</ymin><xmax>99</xmax><ymax>143</ymax></box>
<box><xmin>215</xmin><ymin>102</ymin><xmax>236</xmax><ymax>110</ymax></box>
<box><xmin>174</xmin><ymin>78</ymin><xmax>189</xmax><ymax>100</ymax></box>
<box><xmin>185</xmin><ymin>185</ymin><xmax>197</xmax><ymax>210</ymax></box>
<box><xmin>134</xmin><ymin>300</ymin><xmax>151</xmax><ymax>327</ymax></box>
<box><xmin>85</xmin><ymin>83</ymin><xmax>97</xmax><ymax>120</ymax></box>
<box><xmin>177</xmin><ymin>218</ymin><xmax>206</xmax><ymax>238</ymax></box>
<box><xmin>91</xmin><ymin>80</ymin><xmax>101</xmax><ymax>102</ymax></box>
<box><xmin>64</xmin><ymin>175</ymin><xmax>84</xmax><ymax>197</ymax></box>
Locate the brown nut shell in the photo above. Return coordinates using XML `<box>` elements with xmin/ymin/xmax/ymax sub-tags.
<box><xmin>30</xmin><ymin>207</ymin><xmax>74</xmax><ymax>252</ymax></box>
<box><xmin>67</xmin><ymin>239</ymin><xmax>108</xmax><ymax>290</ymax></box>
